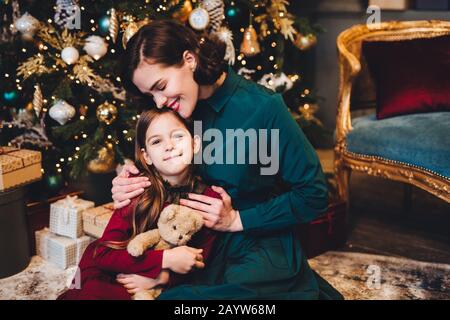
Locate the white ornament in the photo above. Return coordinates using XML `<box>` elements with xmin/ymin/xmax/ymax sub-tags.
<box><xmin>14</xmin><ymin>12</ymin><xmax>39</xmax><ymax>40</ymax></box>
<box><xmin>61</xmin><ymin>46</ymin><xmax>79</xmax><ymax>65</ymax></box>
<box><xmin>237</xmin><ymin>67</ymin><xmax>256</xmax><ymax>80</ymax></box>
<box><xmin>49</xmin><ymin>100</ymin><xmax>76</xmax><ymax>125</ymax></box>
<box><xmin>214</xmin><ymin>26</ymin><xmax>235</xmax><ymax>65</ymax></box>
<box><xmin>83</xmin><ymin>35</ymin><xmax>108</xmax><ymax>60</ymax></box>
<box><xmin>202</xmin><ymin>0</ymin><xmax>225</xmax><ymax>32</ymax></box>
<box><xmin>258</xmin><ymin>72</ymin><xmax>294</xmax><ymax>93</ymax></box>
<box><xmin>189</xmin><ymin>7</ymin><xmax>210</xmax><ymax>31</ymax></box>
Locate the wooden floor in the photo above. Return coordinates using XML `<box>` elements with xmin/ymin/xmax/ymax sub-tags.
<box><xmin>316</xmin><ymin>150</ymin><xmax>450</xmax><ymax>264</ymax></box>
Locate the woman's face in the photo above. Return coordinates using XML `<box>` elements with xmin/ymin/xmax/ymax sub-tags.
<box><xmin>132</xmin><ymin>51</ymin><xmax>199</xmax><ymax>119</ymax></box>
<box><xmin>141</xmin><ymin>112</ymin><xmax>200</xmax><ymax>180</ymax></box>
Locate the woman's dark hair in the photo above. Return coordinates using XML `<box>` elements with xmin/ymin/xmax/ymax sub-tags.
<box><xmin>122</xmin><ymin>19</ymin><xmax>227</xmax><ymax>98</ymax></box>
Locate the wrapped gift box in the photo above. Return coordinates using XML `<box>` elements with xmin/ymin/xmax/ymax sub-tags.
<box><xmin>35</xmin><ymin>227</ymin><xmax>51</xmax><ymax>260</ymax></box>
<box><xmin>35</xmin><ymin>227</ymin><xmax>93</xmax><ymax>269</ymax></box>
<box><xmin>82</xmin><ymin>202</ymin><xmax>114</xmax><ymax>238</ymax></box>
<box><xmin>50</xmin><ymin>195</ymin><xmax>94</xmax><ymax>239</ymax></box>
<box><xmin>297</xmin><ymin>200</ymin><xmax>347</xmax><ymax>259</ymax></box>
<box><xmin>368</xmin><ymin>0</ymin><xmax>409</xmax><ymax>10</ymax></box>
<box><xmin>47</xmin><ymin>234</ymin><xmax>93</xmax><ymax>269</ymax></box>
<box><xmin>0</xmin><ymin>146</ymin><xmax>42</xmax><ymax>192</ymax></box>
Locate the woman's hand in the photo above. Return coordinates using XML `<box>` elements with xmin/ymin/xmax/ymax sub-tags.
<box><xmin>111</xmin><ymin>163</ymin><xmax>151</xmax><ymax>209</ymax></box>
<box><xmin>180</xmin><ymin>186</ymin><xmax>243</xmax><ymax>232</ymax></box>
<box><xmin>162</xmin><ymin>246</ymin><xmax>204</xmax><ymax>274</ymax></box>
<box><xmin>116</xmin><ymin>272</ymin><xmax>168</xmax><ymax>295</ymax></box>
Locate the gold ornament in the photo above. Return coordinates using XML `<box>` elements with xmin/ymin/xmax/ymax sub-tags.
<box><xmin>32</xmin><ymin>84</ymin><xmax>43</xmax><ymax>117</ymax></box>
<box><xmin>79</xmin><ymin>105</ymin><xmax>88</xmax><ymax>116</ymax></box>
<box><xmin>87</xmin><ymin>145</ymin><xmax>116</xmax><ymax>174</ymax></box>
<box><xmin>298</xmin><ymin>103</ymin><xmax>322</xmax><ymax>125</ymax></box>
<box><xmin>240</xmin><ymin>25</ymin><xmax>260</xmax><ymax>57</ymax></box>
<box><xmin>109</xmin><ymin>8</ymin><xmax>119</xmax><ymax>43</ymax></box>
<box><xmin>96</xmin><ymin>101</ymin><xmax>118</xmax><ymax>125</ymax></box>
<box><xmin>294</xmin><ymin>33</ymin><xmax>317</xmax><ymax>51</ymax></box>
<box><xmin>122</xmin><ymin>18</ymin><xmax>151</xmax><ymax>49</ymax></box>
<box><xmin>25</xmin><ymin>102</ymin><xmax>34</xmax><ymax>113</ymax></box>
<box><xmin>172</xmin><ymin>0</ymin><xmax>193</xmax><ymax>23</ymax></box>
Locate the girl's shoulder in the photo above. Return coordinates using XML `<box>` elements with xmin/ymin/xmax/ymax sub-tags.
<box><xmin>112</xmin><ymin>196</ymin><xmax>140</xmax><ymax>219</ymax></box>
<box><xmin>202</xmin><ymin>185</ymin><xmax>221</xmax><ymax>200</ymax></box>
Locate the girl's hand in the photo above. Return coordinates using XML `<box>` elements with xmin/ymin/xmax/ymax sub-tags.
<box><xmin>116</xmin><ymin>273</ymin><xmax>160</xmax><ymax>295</ymax></box>
<box><xmin>162</xmin><ymin>246</ymin><xmax>204</xmax><ymax>274</ymax></box>
<box><xmin>111</xmin><ymin>163</ymin><xmax>151</xmax><ymax>209</ymax></box>
<box><xmin>179</xmin><ymin>186</ymin><xmax>243</xmax><ymax>232</ymax></box>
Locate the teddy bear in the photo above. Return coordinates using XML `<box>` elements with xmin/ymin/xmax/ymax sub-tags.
<box><xmin>126</xmin><ymin>204</ymin><xmax>204</xmax><ymax>300</ymax></box>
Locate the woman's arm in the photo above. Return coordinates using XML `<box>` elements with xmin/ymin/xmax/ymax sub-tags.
<box><xmin>238</xmin><ymin>94</ymin><xmax>328</xmax><ymax>233</ymax></box>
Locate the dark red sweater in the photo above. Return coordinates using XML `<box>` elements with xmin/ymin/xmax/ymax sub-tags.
<box><xmin>92</xmin><ymin>186</ymin><xmax>220</xmax><ymax>285</ymax></box>
<box><xmin>58</xmin><ymin>186</ymin><xmax>220</xmax><ymax>300</ymax></box>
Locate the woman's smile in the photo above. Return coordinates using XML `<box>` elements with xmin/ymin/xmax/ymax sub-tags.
<box><xmin>168</xmin><ymin>97</ymin><xmax>181</xmax><ymax>112</ymax></box>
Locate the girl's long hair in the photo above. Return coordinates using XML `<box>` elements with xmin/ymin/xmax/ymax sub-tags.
<box><xmin>99</xmin><ymin>108</ymin><xmax>195</xmax><ymax>251</ymax></box>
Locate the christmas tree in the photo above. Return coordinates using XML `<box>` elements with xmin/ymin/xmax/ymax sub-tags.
<box><xmin>0</xmin><ymin>0</ymin><xmax>325</xmax><ymax>196</ymax></box>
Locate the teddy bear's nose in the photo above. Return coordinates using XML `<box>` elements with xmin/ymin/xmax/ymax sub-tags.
<box><xmin>178</xmin><ymin>235</ymin><xmax>183</xmax><ymax>240</ymax></box>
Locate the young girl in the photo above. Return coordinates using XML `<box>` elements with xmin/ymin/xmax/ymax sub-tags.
<box><xmin>58</xmin><ymin>108</ymin><xmax>220</xmax><ymax>300</ymax></box>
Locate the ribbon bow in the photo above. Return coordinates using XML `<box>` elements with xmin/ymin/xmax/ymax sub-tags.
<box><xmin>58</xmin><ymin>195</ymin><xmax>79</xmax><ymax>225</ymax></box>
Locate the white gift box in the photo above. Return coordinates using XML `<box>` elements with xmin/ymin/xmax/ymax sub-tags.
<box><xmin>47</xmin><ymin>234</ymin><xmax>93</xmax><ymax>269</ymax></box>
<box><xmin>35</xmin><ymin>227</ymin><xmax>51</xmax><ymax>260</ymax></box>
<box><xmin>50</xmin><ymin>195</ymin><xmax>94</xmax><ymax>239</ymax></box>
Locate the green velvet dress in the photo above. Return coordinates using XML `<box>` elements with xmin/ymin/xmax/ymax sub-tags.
<box><xmin>158</xmin><ymin>68</ymin><xmax>343</xmax><ymax>300</ymax></box>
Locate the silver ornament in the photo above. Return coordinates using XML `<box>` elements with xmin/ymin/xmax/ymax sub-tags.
<box><xmin>14</xmin><ymin>12</ymin><xmax>39</xmax><ymax>40</ymax></box>
<box><xmin>83</xmin><ymin>35</ymin><xmax>108</xmax><ymax>60</ymax></box>
<box><xmin>49</xmin><ymin>100</ymin><xmax>76</xmax><ymax>125</ymax></box>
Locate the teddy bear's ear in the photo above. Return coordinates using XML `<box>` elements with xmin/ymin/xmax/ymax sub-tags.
<box><xmin>159</xmin><ymin>205</ymin><xmax>178</xmax><ymax>223</ymax></box>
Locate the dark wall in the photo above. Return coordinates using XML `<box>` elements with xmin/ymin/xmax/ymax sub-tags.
<box><xmin>294</xmin><ymin>0</ymin><xmax>449</xmax><ymax>146</ymax></box>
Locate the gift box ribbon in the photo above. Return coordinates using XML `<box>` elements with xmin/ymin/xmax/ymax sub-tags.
<box><xmin>58</xmin><ymin>195</ymin><xmax>80</xmax><ymax>225</ymax></box>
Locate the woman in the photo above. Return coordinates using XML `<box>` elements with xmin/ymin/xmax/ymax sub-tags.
<box><xmin>113</xmin><ymin>19</ymin><xmax>342</xmax><ymax>299</ymax></box>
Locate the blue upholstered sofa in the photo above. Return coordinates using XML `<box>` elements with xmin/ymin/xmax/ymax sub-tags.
<box><xmin>335</xmin><ymin>20</ymin><xmax>450</xmax><ymax>204</ymax></box>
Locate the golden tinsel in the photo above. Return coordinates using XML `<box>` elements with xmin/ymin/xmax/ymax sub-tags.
<box><xmin>37</xmin><ymin>23</ymin><xmax>85</xmax><ymax>51</ymax></box>
<box><xmin>17</xmin><ymin>54</ymin><xmax>52</xmax><ymax>79</ymax></box>
<box><xmin>172</xmin><ymin>0</ymin><xmax>193</xmax><ymax>23</ymax></box>
<box><xmin>255</xmin><ymin>0</ymin><xmax>297</xmax><ymax>42</ymax></box>
<box><xmin>122</xmin><ymin>18</ymin><xmax>151</xmax><ymax>49</ymax></box>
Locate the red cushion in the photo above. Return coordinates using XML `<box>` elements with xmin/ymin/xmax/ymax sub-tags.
<box><xmin>362</xmin><ymin>34</ymin><xmax>450</xmax><ymax>119</ymax></box>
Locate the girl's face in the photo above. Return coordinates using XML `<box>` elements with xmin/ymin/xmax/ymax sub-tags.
<box><xmin>141</xmin><ymin>112</ymin><xmax>200</xmax><ymax>182</ymax></box>
<box><xmin>132</xmin><ymin>51</ymin><xmax>199</xmax><ymax>119</ymax></box>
